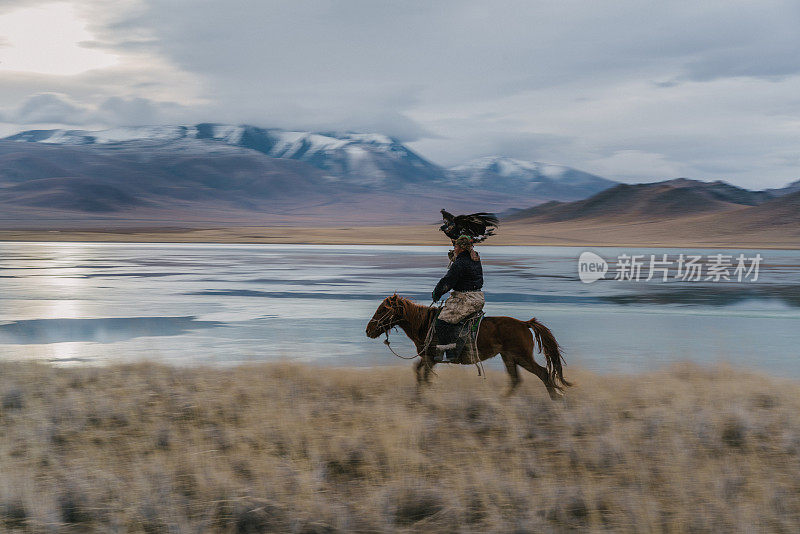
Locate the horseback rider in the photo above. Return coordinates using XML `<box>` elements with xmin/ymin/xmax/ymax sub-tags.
<box><xmin>431</xmin><ymin>235</ymin><xmax>484</xmax><ymax>362</ymax></box>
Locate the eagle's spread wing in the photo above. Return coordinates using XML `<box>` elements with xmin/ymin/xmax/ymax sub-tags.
<box><xmin>439</xmin><ymin>210</ymin><xmax>498</xmax><ymax>242</ymax></box>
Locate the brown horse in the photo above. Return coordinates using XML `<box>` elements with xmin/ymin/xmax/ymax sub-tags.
<box><xmin>365</xmin><ymin>294</ymin><xmax>570</xmax><ymax>400</ymax></box>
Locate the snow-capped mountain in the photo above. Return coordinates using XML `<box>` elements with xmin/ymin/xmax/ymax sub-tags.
<box><xmin>7</xmin><ymin>125</ymin><xmax>620</xmax><ymax>197</ymax></box>
<box><xmin>448</xmin><ymin>156</ymin><xmax>617</xmax><ymax>200</ymax></box>
<box><xmin>1</xmin><ymin>124</ymin><xmax>626</xmax><ymax>226</ymax></box>
<box><xmin>6</xmin><ymin>124</ymin><xmax>445</xmax><ymax>187</ymax></box>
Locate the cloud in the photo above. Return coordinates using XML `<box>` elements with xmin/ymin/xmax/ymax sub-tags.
<box><xmin>3</xmin><ymin>92</ymin><xmax>190</xmax><ymax>127</ymax></box>
<box><xmin>675</xmin><ymin>2</ymin><xmax>800</xmax><ymax>82</ymax></box>
<box><xmin>2</xmin><ymin>0</ymin><xmax>800</xmax><ymax>188</ymax></box>
<box><xmin>584</xmin><ymin>150</ymin><xmax>685</xmax><ymax>182</ymax></box>
<box><xmin>95</xmin><ymin>96</ymin><xmax>180</xmax><ymax>126</ymax></box>
<box><xmin>11</xmin><ymin>92</ymin><xmax>90</xmax><ymax>124</ymax></box>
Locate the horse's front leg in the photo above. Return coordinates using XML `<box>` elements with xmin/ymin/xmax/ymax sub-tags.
<box><xmin>421</xmin><ymin>352</ymin><xmax>437</xmax><ymax>384</ymax></box>
<box><xmin>414</xmin><ymin>349</ymin><xmax>437</xmax><ymax>387</ymax></box>
<box><xmin>414</xmin><ymin>358</ymin><xmax>426</xmax><ymax>385</ymax></box>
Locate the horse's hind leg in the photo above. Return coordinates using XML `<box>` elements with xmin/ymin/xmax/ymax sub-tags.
<box><xmin>517</xmin><ymin>354</ymin><xmax>562</xmax><ymax>400</ymax></box>
<box><xmin>500</xmin><ymin>354</ymin><xmax>521</xmax><ymax>396</ymax></box>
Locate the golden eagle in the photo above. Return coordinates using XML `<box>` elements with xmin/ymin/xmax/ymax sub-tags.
<box><xmin>439</xmin><ymin>209</ymin><xmax>498</xmax><ymax>243</ymax></box>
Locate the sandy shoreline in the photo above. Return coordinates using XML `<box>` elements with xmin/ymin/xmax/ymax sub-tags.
<box><xmin>0</xmin><ymin>221</ymin><xmax>798</xmax><ymax>249</ymax></box>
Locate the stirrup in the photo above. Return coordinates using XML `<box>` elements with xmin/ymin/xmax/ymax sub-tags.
<box><xmin>434</xmin><ymin>344</ymin><xmax>456</xmax><ymax>363</ymax></box>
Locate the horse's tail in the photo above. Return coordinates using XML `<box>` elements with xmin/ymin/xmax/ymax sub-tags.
<box><xmin>526</xmin><ymin>318</ymin><xmax>571</xmax><ymax>390</ymax></box>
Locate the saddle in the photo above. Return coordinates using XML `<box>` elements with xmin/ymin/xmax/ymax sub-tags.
<box><xmin>433</xmin><ymin>310</ymin><xmax>484</xmax><ymax>363</ymax></box>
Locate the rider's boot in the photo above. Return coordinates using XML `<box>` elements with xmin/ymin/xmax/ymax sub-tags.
<box><xmin>434</xmin><ymin>318</ymin><xmax>456</xmax><ymax>362</ymax></box>
<box><xmin>447</xmin><ymin>334</ymin><xmax>466</xmax><ymax>363</ymax></box>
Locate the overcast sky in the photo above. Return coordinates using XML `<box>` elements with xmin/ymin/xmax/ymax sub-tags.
<box><xmin>1</xmin><ymin>0</ymin><xmax>799</xmax><ymax>188</ymax></box>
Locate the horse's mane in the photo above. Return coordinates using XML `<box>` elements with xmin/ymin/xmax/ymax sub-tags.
<box><xmin>397</xmin><ymin>296</ymin><xmax>435</xmax><ymax>340</ymax></box>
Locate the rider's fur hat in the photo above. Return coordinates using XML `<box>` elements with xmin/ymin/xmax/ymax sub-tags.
<box><xmin>454</xmin><ymin>235</ymin><xmax>474</xmax><ymax>249</ymax></box>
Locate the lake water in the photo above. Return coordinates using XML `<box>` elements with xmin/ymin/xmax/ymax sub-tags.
<box><xmin>0</xmin><ymin>242</ymin><xmax>798</xmax><ymax>375</ymax></box>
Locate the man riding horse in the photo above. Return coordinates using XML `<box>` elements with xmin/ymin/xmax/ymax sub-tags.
<box><xmin>365</xmin><ymin>209</ymin><xmax>570</xmax><ymax>399</ymax></box>
<box><xmin>432</xmin><ymin>235</ymin><xmax>484</xmax><ymax>362</ymax></box>
<box><xmin>432</xmin><ymin>210</ymin><xmax>498</xmax><ymax>363</ymax></box>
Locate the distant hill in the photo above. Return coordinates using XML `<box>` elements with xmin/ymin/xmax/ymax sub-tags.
<box><xmin>6</xmin><ymin>125</ymin><xmax>617</xmax><ymax>196</ymax></box>
<box><xmin>0</xmin><ymin>140</ymin><xmax>518</xmax><ymax>228</ymax></box>
<box><xmin>506</xmin><ymin>178</ymin><xmax>774</xmax><ymax>223</ymax></box>
<box><xmin>6</xmin><ymin>124</ymin><xmax>444</xmax><ymax>188</ymax></box>
<box><xmin>0</xmin><ymin>124</ymin><xmax>619</xmax><ymax>227</ymax></box>
<box><xmin>730</xmin><ymin>189</ymin><xmax>800</xmax><ymax>227</ymax></box>
<box><xmin>9</xmin><ymin>125</ymin><xmax>619</xmax><ymax>193</ymax></box>
<box><xmin>766</xmin><ymin>179</ymin><xmax>800</xmax><ymax>197</ymax></box>
<box><xmin>448</xmin><ymin>156</ymin><xmax>616</xmax><ymax>200</ymax></box>
<box><xmin>5</xmin><ymin>125</ymin><xmax>794</xmax><ymax>233</ymax></box>
<box><xmin>0</xmin><ymin>141</ymin><xmax>338</xmax><ymax>212</ymax></box>
<box><xmin>496</xmin><ymin>177</ymin><xmax>800</xmax><ymax>248</ymax></box>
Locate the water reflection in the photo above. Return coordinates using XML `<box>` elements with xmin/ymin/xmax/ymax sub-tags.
<box><xmin>0</xmin><ymin>316</ymin><xmax>223</xmax><ymax>344</ymax></box>
<box><xmin>0</xmin><ymin>242</ymin><xmax>798</xmax><ymax>373</ymax></box>
<box><xmin>604</xmin><ymin>284</ymin><xmax>800</xmax><ymax>307</ymax></box>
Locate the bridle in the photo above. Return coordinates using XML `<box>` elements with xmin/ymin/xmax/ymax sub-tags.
<box><xmin>370</xmin><ymin>296</ymin><xmax>484</xmax><ymax>376</ymax></box>
<box><xmin>373</xmin><ymin>299</ymin><xmax>442</xmax><ymax>360</ymax></box>
<box><xmin>369</xmin><ymin>301</ymin><xmax>404</xmax><ymax>337</ymax></box>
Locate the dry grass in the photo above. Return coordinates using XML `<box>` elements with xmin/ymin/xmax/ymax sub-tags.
<box><xmin>2</xmin><ymin>361</ymin><xmax>800</xmax><ymax>533</ymax></box>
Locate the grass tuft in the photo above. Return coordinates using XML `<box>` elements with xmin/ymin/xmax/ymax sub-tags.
<box><xmin>1</xmin><ymin>360</ymin><xmax>800</xmax><ymax>532</ymax></box>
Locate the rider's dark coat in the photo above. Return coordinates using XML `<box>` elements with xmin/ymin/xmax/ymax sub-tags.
<box><xmin>432</xmin><ymin>250</ymin><xmax>483</xmax><ymax>302</ymax></box>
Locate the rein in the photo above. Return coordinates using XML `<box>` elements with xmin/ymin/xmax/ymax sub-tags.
<box><xmin>376</xmin><ymin>298</ymin><xmax>485</xmax><ymax>378</ymax></box>
<box><xmin>382</xmin><ymin>301</ymin><xmax>442</xmax><ymax>360</ymax></box>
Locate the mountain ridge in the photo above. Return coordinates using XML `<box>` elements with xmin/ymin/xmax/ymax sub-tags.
<box><xmin>3</xmin><ymin>124</ymin><xmax>796</xmax><ymax>231</ymax></box>
<box><xmin>4</xmin><ymin>124</ymin><xmax>617</xmax><ymax>196</ymax></box>
<box><xmin>505</xmin><ymin>178</ymin><xmax>780</xmax><ymax>223</ymax></box>
<box><xmin>448</xmin><ymin>155</ymin><xmax>617</xmax><ymax>201</ymax></box>
<box><xmin>0</xmin><ymin>124</ymin><xmax>623</xmax><ymax>226</ymax></box>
